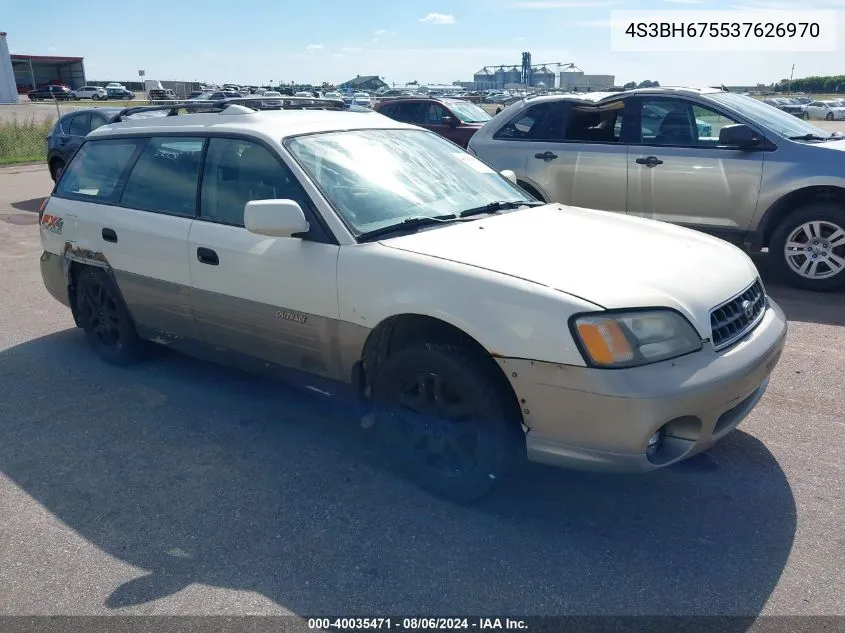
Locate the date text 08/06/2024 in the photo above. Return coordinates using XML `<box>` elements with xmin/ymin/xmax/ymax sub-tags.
<box><xmin>307</xmin><ymin>618</ymin><xmax>528</xmax><ymax>630</ymax></box>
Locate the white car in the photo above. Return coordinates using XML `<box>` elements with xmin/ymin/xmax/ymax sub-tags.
<box><xmin>73</xmin><ymin>86</ymin><xmax>108</xmax><ymax>101</ymax></box>
<box><xmin>39</xmin><ymin>102</ymin><xmax>787</xmax><ymax>501</ymax></box>
<box><xmin>353</xmin><ymin>92</ymin><xmax>374</xmax><ymax>108</ymax></box>
<box><xmin>295</xmin><ymin>91</ymin><xmax>314</xmax><ymax>98</ymax></box>
<box><xmin>261</xmin><ymin>90</ymin><xmax>282</xmax><ymax>106</ymax></box>
<box><xmin>805</xmin><ymin>100</ymin><xmax>845</xmax><ymax>120</ymax></box>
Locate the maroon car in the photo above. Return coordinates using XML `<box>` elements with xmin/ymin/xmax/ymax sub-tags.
<box><xmin>375</xmin><ymin>97</ymin><xmax>492</xmax><ymax>148</ymax></box>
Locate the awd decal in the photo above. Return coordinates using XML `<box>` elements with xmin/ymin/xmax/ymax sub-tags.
<box><xmin>276</xmin><ymin>310</ymin><xmax>307</xmax><ymax>324</ymax></box>
<box><xmin>40</xmin><ymin>214</ymin><xmax>64</xmax><ymax>234</ymax></box>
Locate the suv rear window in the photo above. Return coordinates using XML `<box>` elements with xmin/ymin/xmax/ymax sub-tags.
<box><xmin>56</xmin><ymin>139</ymin><xmax>144</xmax><ymax>201</ymax></box>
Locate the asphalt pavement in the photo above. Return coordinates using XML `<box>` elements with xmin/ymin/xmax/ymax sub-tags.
<box><xmin>0</xmin><ymin>165</ymin><xmax>844</xmax><ymax>621</ymax></box>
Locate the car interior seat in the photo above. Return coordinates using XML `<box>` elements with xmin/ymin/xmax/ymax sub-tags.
<box><xmin>655</xmin><ymin>110</ymin><xmax>694</xmax><ymax>145</ymax></box>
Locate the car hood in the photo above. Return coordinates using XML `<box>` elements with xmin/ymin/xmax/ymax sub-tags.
<box><xmin>379</xmin><ymin>204</ymin><xmax>760</xmax><ymax>337</ymax></box>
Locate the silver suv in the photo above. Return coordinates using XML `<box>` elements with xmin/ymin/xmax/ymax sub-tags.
<box><xmin>468</xmin><ymin>87</ymin><xmax>845</xmax><ymax>292</ymax></box>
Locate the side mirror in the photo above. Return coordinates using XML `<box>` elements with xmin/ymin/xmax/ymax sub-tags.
<box><xmin>244</xmin><ymin>199</ymin><xmax>310</xmax><ymax>238</ymax></box>
<box><xmin>718</xmin><ymin>123</ymin><xmax>761</xmax><ymax>149</ymax></box>
<box><xmin>441</xmin><ymin>115</ymin><xmax>459</xmax><ymax>128</ymax></box>
<box><xmin>500</xmin><ymin>169</ymin><xmax>518</xmax><ymax>185</ymax></box>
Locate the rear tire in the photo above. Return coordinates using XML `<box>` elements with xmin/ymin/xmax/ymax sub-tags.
<box><xmin>92</xmin><ymin>94</ymin><xmax>99</xmax><ymax>101</ymax></box>
<box><xmin>769</xmin><ymin>203</ymin><xmax>845</xmax><ymax>291</ymax></box>
<box><xmin>826</xmin><ymin>112</ymin><xmax>834</xmax><ymax>121</ymax></box>
<box><xmin>372</xmin><ymin>343</ymin><xmax>524</xmax><ymax>503</ymax></box>
<box><xmin>75</xmin><ymin>267</ymin><xmax>150</xmax><ymax>365</ymax></box>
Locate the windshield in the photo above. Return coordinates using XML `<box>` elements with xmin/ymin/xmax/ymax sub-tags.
<box><xmin>447</xmin><ymin>101</ymin><xmax>492</xmax><ymax>123</ymax></box>
<box><xmin>285</xmin><ymin>129</ymin><xmax>534</xmax><ymax>236</ymax></box>
<box><xmin>709</xmin><ymin>92</ymin><xmax>828</xmax><ymax>139</ymax></box>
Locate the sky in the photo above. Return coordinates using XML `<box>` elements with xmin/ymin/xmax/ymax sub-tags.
<box><xmin>4</xmin><ymin>0</ymin><xmax>845</xmax><ymax>87</ymax></box>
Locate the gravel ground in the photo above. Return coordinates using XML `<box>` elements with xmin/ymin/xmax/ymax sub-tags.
<box><xmin>0</xmin><ymin>165</ymin><xmax>843</xmax><ymax>621</ymax></box>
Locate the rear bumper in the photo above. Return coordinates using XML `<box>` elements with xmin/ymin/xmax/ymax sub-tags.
<box><xmin>40</xmin><ymin>251</ymin><xmax>71</xmax><ymax>309</ymax></box>
<box><xmin>496</xmin><ymin>299</ymin><xmax>787</xmax><ymax>472</ymax></box>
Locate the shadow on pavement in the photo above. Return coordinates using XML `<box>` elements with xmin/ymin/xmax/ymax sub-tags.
<box><xmin>753</xmin><ymin>254</ymin><xmax>845</xmax><ymax>326</ymax></box>
<box><xmin>0</xmin><ymin>329</ymin><xmax>797</xmax><ymax>622</ymax></box>
<box><xmin>10</xmin><ymin>197</ymin><xmax>44</xmax><ymax>213</ymax></box>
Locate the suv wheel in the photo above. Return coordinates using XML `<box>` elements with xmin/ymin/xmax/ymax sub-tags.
<box><xmin>770</xmin><ymin>204</ymin><xmax>845</xmax><ymax>291</ymax></box>
<box><xmin>826</xmin><ymin>112</ymin><xmax>834</xmax><ymax>121</ymax></box>
<box><xmin>75</xmin><ymin>267</ymin><xmax>149</xmax><ymax>365</ymax></box>
<box><xmin>92</xmin><ymin>94</ymin><xmax>99</xmax><ymax>101</ymax></box>
<box><xmin>372</xmin><ymin>343</ymin><xmax>524</xmax><ymax>503</ymax></box>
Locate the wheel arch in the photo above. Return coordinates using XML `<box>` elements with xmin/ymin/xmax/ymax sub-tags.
<box><xmin>753</xmin><ymin>185</ymin><xmax>845</xmax><ymax>250</ymax></box>
<box><xmin>353</xmin><ymin>313</ymin><xmax>522</xmax><ymax>421</ymax></box>
<box><xmin>61</xmin><ymin>244</ymin><xmax>123</xmax><ymax>328</ymax></box>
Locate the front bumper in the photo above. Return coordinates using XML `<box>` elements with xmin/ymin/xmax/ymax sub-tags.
<box><xmin>496</xmin><ymin>299</ymin><xmax>787</xmax><ymax>472</ymax></box>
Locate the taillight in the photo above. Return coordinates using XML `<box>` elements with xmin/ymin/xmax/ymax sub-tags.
<box><xmin>38</xmin><ymin>196</ymin><xmax>49</xmax><ymax>220</ymax></box>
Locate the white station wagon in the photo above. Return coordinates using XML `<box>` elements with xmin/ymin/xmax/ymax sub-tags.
<box><xmin>39</xmin><ymin>101</ymin><xmax>787</xmax><ymax>501</ymax></box>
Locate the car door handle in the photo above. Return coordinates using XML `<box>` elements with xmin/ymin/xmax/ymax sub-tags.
<box><xmin>635</xmin><ymin>156</ymin><xmax>664</xmax><ymax>167</ymax></box>
<box><xmin>101</xmin><ymin>227</ymin><xmax>117</xmax><ymax>243</ymax></box>
<box><xmin>534</xmin><ymin>151</ymin><xmax>558</xmax><ymax>161</ymax></box>
<box><xmin>196</xmin><ymin>247</ymin><xmax>219</xmax><ymax>266</ymax></box>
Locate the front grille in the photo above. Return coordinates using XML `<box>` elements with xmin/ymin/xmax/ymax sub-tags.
<box><xmin>709</xmin><ymin>279</ymin><xmax>767</xmax><ymax>350</ymax></box>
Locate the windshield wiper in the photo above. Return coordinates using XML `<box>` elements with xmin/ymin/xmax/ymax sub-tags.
<box><xmin>356</xmin><ymin>215</ymin><xmax>462</xmax><ymax>242</ymax></box>
<box><xmin>788</xmin><ymin>133</ymin><xmax>834</xmax><ymax>141</ymax></box>
<box><xmin>458</xmin><ymin>200</ymin><xmax>543</xmax><ymax>218</ymax></box>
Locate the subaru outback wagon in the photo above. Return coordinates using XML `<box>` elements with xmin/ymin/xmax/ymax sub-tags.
<box><xmin>39</xmin><ymin>102</ymin><xmax>786</xmax><ymax>501</ymax></box>
<box><xmin>469</xmin><ymin>87</ymin><xmax>845</xmax><ymax>292</ymax></box>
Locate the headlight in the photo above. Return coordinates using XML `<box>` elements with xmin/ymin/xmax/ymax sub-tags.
<box><xmin>571</xmin><ymin>309</ymin><xmax>702</xmax><ymax>368</ymax></box>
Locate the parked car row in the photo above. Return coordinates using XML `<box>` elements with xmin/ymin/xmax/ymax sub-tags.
<box><xmin>28</xmin><ymin>84</ymin><xmax>136</xmax><ymax>101</ymax></box>
<box><xmin>39</xmin><ymin>99</ymin><xmax>788</xmax><ymax>501</ymax></box>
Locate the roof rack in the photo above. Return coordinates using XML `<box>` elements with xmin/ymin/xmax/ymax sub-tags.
<box><xmin>109</xmin><ymin>95</ymin><xmax>352</xmax><ymax>123</ymax></box>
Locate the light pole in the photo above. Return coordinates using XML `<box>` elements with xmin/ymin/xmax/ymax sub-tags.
<box><xmin>788</xmin><ymin>64</ymin><xmax>795</xmax><ymax>94</ymax></box>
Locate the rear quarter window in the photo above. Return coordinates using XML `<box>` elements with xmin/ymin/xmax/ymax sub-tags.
<box><xmin>493</xmin><ymin>102</ymin><xmax>555</xmax><ymax>140</ymax></box>
<box><xmin>55</xmin><ymin>139</ymin><xmax>144</xmax><ymax>201</ymax></box>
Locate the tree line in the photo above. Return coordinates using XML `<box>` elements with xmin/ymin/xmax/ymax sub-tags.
<box><xmin>774</xmin><ymin>75</ymin><xmax>845</xmax><ymax>94</ymax></box>
<box><xmin>622</xmin><ymin>80</ymin><xmax>661</xmax><ymax>90</ymax></box>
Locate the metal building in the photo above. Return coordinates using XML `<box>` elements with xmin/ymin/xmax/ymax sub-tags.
<box><xmin>532</xmin><ymin>66</ymin><xmax>556</xmax><ymax>89</ymax></box>
<box><xmin>559</xmin><ymin>70</ymin><xmax>615</xmax><ymax>91</ymax></box>
<box><xmin>11</xmin><ymin>53</ymin><xmax>86</xmax><ymax>92</ymax></box>
<box><xmin>472</xmin><ymin>68</ymin><xmax>494</xmax><ymax>90</ymax></box>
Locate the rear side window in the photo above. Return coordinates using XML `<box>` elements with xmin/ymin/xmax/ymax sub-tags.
<box><xmin>564</xmin><ymin>103</ymin><xmax>626</xmax><ymax>143</ymax></box>
<box><xmin>396</xmin><ymin>102</ymin><xmax>424</xmax><ymax>123</ymax></box>
<box><xmin>494</xmin><ymin>103</ymin><xmax>555</xmax><ymax>140</ymax></box>
<box><xmin>56</xmin><ymin>139</ymin><xmax>143</xmax><ymax>201</ymax></box>
<box><xmin>120</xmin><ymin>137</ymin><xmax>205</xmax><ymax>217</ymax></box>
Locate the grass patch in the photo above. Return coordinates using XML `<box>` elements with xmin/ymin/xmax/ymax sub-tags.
<box><xmin>0</xmin><ymin>117</ymin><xmax>54</xmax><ymax>165</ymax></box>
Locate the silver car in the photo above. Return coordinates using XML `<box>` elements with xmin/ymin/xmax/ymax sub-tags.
<box><xmin>469</xmin><ymin>87</ymin><xmax>845</xmax><ymax>292</ymax></box>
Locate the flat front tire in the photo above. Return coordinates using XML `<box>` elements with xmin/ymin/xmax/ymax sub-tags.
<box><xmin>770</xmin><ymin>203</ymin><xmax>845</xmax><ymax>291</ymax></box>
<box><xmin>372</xmin><ymin>343</ymin><xmax>524</xmax><ymax>503</ymax></box>
<box><xmin>75</xmin><ymin>267</ymin><xmax>149</xmax><ymax>365</ymax></box>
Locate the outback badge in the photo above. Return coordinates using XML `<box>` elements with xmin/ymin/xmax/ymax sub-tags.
<box><xmin>276</xmin><ymin>309</ymin><xmax>307</xmax><ymax>324</ymax></box>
